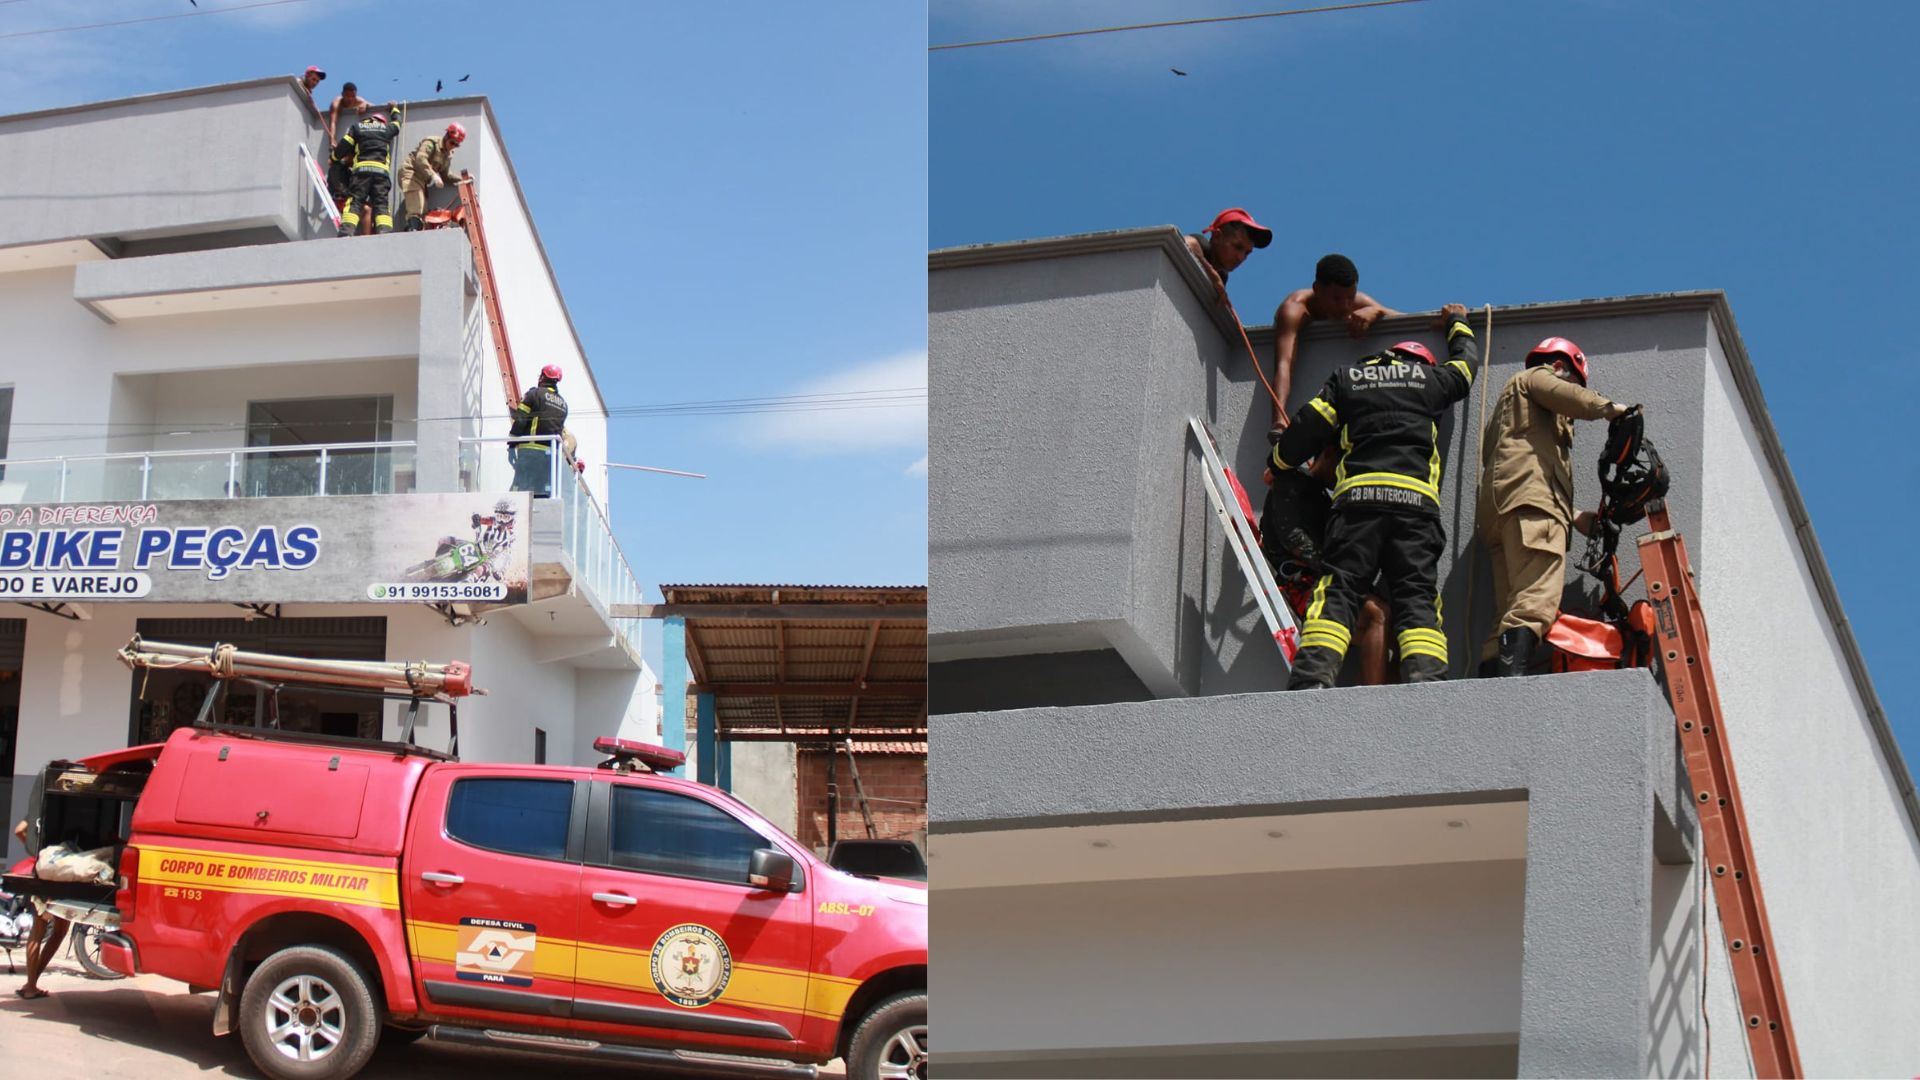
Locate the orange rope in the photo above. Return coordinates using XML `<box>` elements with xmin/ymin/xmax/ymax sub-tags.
<box><xmin>1223</xmin><ymin>300</ymin><xmax>1286</xmax><ymax>414</ymax></box>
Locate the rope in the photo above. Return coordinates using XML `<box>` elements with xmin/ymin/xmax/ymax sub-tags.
<box><xmin>1459</xmin><ymin>304</ymin><xmax>1494</xmax><ymax>666</ymax></box>
<box><xmin>1224</xmin><ymin>300</ymin><xmax>1286</xmax><ymax>414</ymax></box>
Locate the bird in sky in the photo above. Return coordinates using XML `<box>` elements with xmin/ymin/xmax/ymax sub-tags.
<box><xmin>436</xmin><ymin>79</ymin><xmax>443</xmax><ymax>92</ymax></box>
<box><xmin>1170</xmin><ymin>67</ymin><xmax>1187</xmax><ymax>76</ymax></box>
<box><xmin>458</xmin><ymin>74</ymin><xmax>471</xmax><ymax>82</ymax></box>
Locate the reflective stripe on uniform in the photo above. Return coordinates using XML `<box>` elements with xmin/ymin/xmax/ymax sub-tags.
<box><xmin>1308</xmin><ymin>396</ymin><xmax>1338</xmax><ymax>427</ymax></box>
<box><xmin>1332</xmin><ymin>471</ymin><xmax>1440</xmax><ymax>503</ymax></box>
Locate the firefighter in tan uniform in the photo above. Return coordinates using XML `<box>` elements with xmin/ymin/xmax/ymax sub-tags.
<box><xmin>400</xmin><ymin>122</ymin><xmax>466</xmax><ymax>231</ymax></box>
<box><xmin>1477</xmin><ymin>337</ymin><xmax>1635</xmax><ymax>676</ymax></box>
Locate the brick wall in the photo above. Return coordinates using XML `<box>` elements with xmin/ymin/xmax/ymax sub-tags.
<box><xmin>796</xmin><ymin>749</ymin><xmax>927</xmax><ymax>853</ymax></box>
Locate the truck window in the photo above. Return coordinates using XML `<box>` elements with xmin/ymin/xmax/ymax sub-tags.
<box><xmin>446</xmin><ymin>778</ymin><xmax>572</xmax><ymax>860</ymax></box>
<box><xmin>608</xmin><ymin>786</ymin><xmax>767</xmax><ymax>886</ymax></box>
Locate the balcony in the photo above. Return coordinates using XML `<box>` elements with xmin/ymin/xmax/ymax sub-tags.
<box><xmin>0</xmin><ymin>436</ymin><xmax>643</xmax><ymax>664</ymax></box>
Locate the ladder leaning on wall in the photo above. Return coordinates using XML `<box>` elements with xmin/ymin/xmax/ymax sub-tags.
<box><xmin>1635</xmin><ymin>500</ymin><xmax>1800</xmax><ymax>1076</ymax></box>
<box><xmin>1187</xmin><ymin>417</ymin><xmax>1299</xmax><ymax>668</ymax></box>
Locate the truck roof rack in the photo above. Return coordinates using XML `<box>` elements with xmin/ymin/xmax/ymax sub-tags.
<box><xmin>119</xmin><ymin>636</ymin><xmax>475</xmax><ymax>758</ymax></box>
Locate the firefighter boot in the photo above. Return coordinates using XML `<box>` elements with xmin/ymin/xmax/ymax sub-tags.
<box><xmin>1401</xmin><ymin>653</ymin><xmax>1448</xmax><ymax>684</ymax></box>
<box><xmin>406</xmin><ymin>215</ymin><xmax>424</xmax><ymax>232</ymax></box>
<box><xmin>1495</xmin><ymin>628</ymin><xmax>1540</xmax><ymax>677</ymax></box>
<box><xmin>1287</xmin><ymin>646</ymin><xmax>1341</xmax><ymax>691</ymax></box>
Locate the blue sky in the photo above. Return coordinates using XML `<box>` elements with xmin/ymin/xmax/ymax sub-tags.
<box><xmin>932</xmin><ymin>0</ymin><xmax>1919</xmax><ymax>763</ymax></box>
<box><xmin>0</xmin><ymin>0</ymin><xmax>928</xmax><ymax>618</ymax></box>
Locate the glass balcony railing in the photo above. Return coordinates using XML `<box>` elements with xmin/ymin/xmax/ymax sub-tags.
<box><xmin>0</xmin><ymin>441</ymin><xmax>418</xmax><ymax>503</ymax></box>
<box><xmin>459</xmin><ymin>436</ymin><xmax>645</xmax><ymax>650</ymax></box>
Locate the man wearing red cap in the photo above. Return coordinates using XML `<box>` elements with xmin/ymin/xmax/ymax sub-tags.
<box><xmin>300</xmin><ymin>65</ymin><xmax>326</xmax><ymax>106</ymax></box>
<box><xmin>1268</xmin><ymin>254</ymin><xmax>1400</xmax><ymax>438</ymax></box>
<box><xmin>1184</xmin><ymin>207</ymin><xmax>1272</xmax><ymax>303</ymax></box>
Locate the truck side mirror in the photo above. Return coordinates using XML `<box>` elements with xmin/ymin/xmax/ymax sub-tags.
<box><xmin>748</xmin><ymin>848</ymin><xmax>798</xmax><ymax>893</ymax></box>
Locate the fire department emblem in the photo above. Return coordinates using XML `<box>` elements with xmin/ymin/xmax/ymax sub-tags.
<box><xmin>649</xmin><ymin>923</ymin><xmax>731</xmax><ymax>1008</ymax></box>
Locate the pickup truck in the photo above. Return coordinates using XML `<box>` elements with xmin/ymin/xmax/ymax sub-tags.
<box><xmin>6</xmin><ymin>728</ymin><xmax>927</xmax><ymax>1080</ymax></box>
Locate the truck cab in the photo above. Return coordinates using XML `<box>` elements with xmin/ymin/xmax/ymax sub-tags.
<box><xmin>9</xmin><ymin>727</ymin><xmax>926</xmax><ymax>1080</ymax></box>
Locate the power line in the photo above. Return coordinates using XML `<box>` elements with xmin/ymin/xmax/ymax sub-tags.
<box><xmin>929</xmin><ymin>0</ymin><xmax>1429</xmax><ymax>51</ymax></box>
<box><xmin>0</xmin><ymin>0</ymin><xmax>317</xmax><ymax>42</ymax></box>
<box><xmin>0</xmin><ymin>386</ymin><xmax>928</xmax><ymax>447</ymax></box>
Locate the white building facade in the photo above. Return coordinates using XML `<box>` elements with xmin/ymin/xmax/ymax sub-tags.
<box><xmin>0</xmin><ymin>78</ymin><xmax>661</xmax><ymax>850</ymax></box>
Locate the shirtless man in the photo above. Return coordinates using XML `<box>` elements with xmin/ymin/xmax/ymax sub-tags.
<box><xmin>326</xmin><ymin>80</ymin><xmax>371</xmax><ymax>141</ymax></box>
<box><xmin>1267</xmin><ymin>253</ymin><xmax>1399</xmax><ymax>436</ymax></box>
<box><xmin>1183</xmin><ymin>207</ymin><xmax>1273</xmax><ymax>304</ymax></box>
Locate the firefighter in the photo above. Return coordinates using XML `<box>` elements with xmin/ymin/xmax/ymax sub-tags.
<box><xmin>1267</xmin><ymin>254</ymin><xmax>1401</xmax><ymax>438</ymax></box>
<box><xmin>337</xmin><ymin>109</ymin><xmax>402</xmax><ymax>237</ymax></box>
<box><xmin>400</xmin><ymin>122</ymin><xmax>466</xmax><ymax>232</ymax></box>
<box><xmin>1183</xmin><ymin>207</ymin><xmax>1272</xmax><ymax>304</ymax></box>
<box><xmin>1269</xmin><ymin>303</ymin><xmax>1479</xmax><ymax>689</ymax></box>
<box><xmin>1261</xmin><ymin>451</ymin><xmax>1392</xmax><ymax>686</ymax></box>
<box><xmin>509</xmin><ymin>365</ymin><xmax>569</xmax><ymax>497</ymax></box>
<box><xmin>1477</xmin><ymin>337</ymin><xmax>1635</xmax><ymax>676</ymax></box>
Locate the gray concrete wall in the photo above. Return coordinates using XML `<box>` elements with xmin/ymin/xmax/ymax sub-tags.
<box><xmin>0</xmin><ymin>79</ymin><xmax>324</xmax><ymax>248</ymax></box>
<box><xmin>931</xmin><ymin>670</ymin><xmax>1693</xmax><ymax>1076</ymax></box>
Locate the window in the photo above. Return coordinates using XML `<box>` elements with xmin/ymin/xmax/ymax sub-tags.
<box><xmin>609</xmin><ymin>786</ymin><xmax>768</xmax><ymax>886</ymax></box>
<box><xmin>244</xmin><ymin>395</ymin><xmax>395</xmax><ymax>496</ymax></box>
<box><xmin>447</xmin><ymin>778</ymin><xmax>572</xmax><ymax>860</ymax></box>
<box><xmin>534</xmin><ymin>728</ymin><xmax>546</xmax><ymax>765</ymax></box>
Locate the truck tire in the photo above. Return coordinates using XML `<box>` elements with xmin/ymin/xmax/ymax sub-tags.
<box><xmin>237</xmin><ymin>945</ymin><xmax>382</xmax><ymax>1080</ymax></box>
<box><xmin>846</xmin><ymin>990</ymin><xmax>927</xmax><ymax>1080</ymax></box>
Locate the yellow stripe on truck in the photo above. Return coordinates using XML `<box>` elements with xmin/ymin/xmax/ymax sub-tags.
<box><xmin>407</xmin><ymin>919</ymin><xmax>853</xmax><ymax>1022</ymax></box>
<box><xmin>140</xmin><ymin>844</ymin><xmax>399</xmax><ymax>910</ymax></box>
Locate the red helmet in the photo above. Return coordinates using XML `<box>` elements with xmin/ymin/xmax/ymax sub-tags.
<box><xmin>1389</xmin><ymin>341</ymin><xmax>1436</xmax><ymax>366</ymax></box>
<box><xmin>540</xmin><ymin>364</ymin><xmax>563</xmax><ymax>382</ymax></box>
<box><xmin>445</xmin><ymin>122</ymin><xmax>466</xmax><ymax>145</ymax></box>
<box><xmin>1527</xmin><ymin>336</ymin><xmax>1589</xmax><ymax>385</ymax></box>
<box><xmin>368</xmin><ymin>113</ymin><xmax>388</xmax><ymax>125</ymax></box>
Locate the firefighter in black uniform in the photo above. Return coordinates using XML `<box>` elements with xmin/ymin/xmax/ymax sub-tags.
<box><xmin>1268</xmin><ymin>303</ymin><xmax>1478</xmax><ymax>688</ymax></box>
<box><xmin>510</xmin><ymin>364</ymin><xmax>569</xmax><ymax>497</ymax></box>
<box><xmin>337</xmin><ymin>109</ymin><xmax>401</xmax><ymax>237</ymax></box>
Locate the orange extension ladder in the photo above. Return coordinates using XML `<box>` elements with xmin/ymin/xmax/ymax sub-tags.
<box><xmin>454</xmin><ymin>173</ymin><xmax>523</xmax><ymax>409</ymax></box>
<box><xmin>1635</xmin><ymin>500</ymin><xmax>1800</xmax><ymax>1076</ymax></box>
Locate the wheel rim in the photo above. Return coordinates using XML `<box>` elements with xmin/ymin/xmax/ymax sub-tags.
<box><xmin>262</xmin><ymin>973</ymin><xmax>348</xmax><ymax>1063</ymax></box>
<box><xmin>875</xmin><ymin>1022</ymin><xmax>928</xmax><ymax>1080</ymax></box>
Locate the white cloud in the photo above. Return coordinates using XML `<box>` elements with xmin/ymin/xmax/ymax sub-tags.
<box><xmin>754</xmin><ymin>350</ymin><xmax>927</xmax><ymax>456</ymax></box>
<box><xmin>906</xmin><ymin>455</ymin><xmax>928</xmax><ymax>478</ymax></box>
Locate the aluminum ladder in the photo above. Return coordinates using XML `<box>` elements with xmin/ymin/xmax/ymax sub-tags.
<box><xmin>1187</xmin><ymin>416</ymin><xmax>1299</xmax><ymax>666</ymax></box>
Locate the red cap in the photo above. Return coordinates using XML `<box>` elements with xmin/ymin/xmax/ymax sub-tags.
<box><xmin>305</xmin><ymin>66</ymin><xmax>326</xmax><ymax>79</ymax></box>
<box><xmin>1205</xmin><ymin>207</ymin><xmax>1272</xmax><ymax>249</ymax></box>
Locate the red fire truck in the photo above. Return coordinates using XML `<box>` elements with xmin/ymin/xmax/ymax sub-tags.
<box><xmin>4</xmin><ymin>640</ymin><xmax>926</xmax><ymax>1080</ymax></box>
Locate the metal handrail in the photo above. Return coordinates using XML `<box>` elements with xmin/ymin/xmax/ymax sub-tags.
<box><xmin>456</xmin><ymin>434</ymin><xmax>642</xmax><ymax>619</ymax></box>
<box><xmin>0</xmin><ymin>439</ymin><xmax>417</xmax><ymax>468</ymax></box>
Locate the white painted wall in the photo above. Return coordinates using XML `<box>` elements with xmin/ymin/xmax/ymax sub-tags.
<box><xmin>455</xmin><ymin>609</ymin><xmax>577</xmax><ymax>766</ymax></box>
<box><xmin>0</xmin><ymin>265</ymin><xmax>418</xmax><ymax>465</ymax></box>
<box><xmin>1697</xmin><ymin>328</ymin><xmax>1920</xmax><ymax>1075</ymax></box>
<box><xmin>934</xmin><ymin>860</ymin><xmax>1525</xmax><ymax>1058</ymax></box>
<box><xmin>574</xmin><ymin>667</ymin><xmax>647</xmax><ymax>765</ymax></box>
